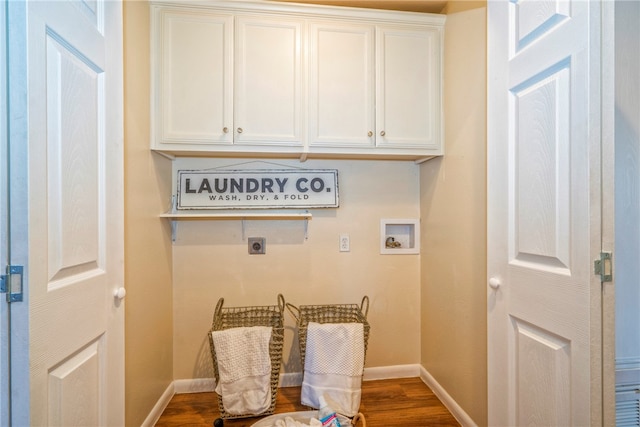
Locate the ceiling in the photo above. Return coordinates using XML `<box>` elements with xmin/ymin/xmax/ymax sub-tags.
<box><xmin>271</xmin><ymin>0</ymin><xmax>448</xmax><ymax>14</ymax></box>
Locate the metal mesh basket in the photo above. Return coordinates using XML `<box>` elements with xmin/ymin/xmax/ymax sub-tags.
<box><xmin>286</xmin><ymin>296</ymin><xmax>370</xmax><ymax>371</ymax></box>
<box><xmin>209</xmin><ymin>294</ymin><xmax>285</xmax><ymax>419</ymax></box>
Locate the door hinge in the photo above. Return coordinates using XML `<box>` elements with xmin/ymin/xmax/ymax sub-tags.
<box><xmin>0</xmin><ymin>265</ymin><xmax>24</xmax><ymax>303</ymax></box>
<box><xmin>594</xmin><ymin>252</ymin><xmax>613</xmax><ymax>283</ymax></box>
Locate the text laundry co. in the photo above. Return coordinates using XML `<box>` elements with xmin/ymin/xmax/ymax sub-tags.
<box><xmin>184</xmin><ymin>177</ymin><xmax>331</xmax><ymax>194</ymax></box>
<box><xmin>177</xmin><ymin>169</ymin><xmax>339</xmax><ymax>209</ymax></box>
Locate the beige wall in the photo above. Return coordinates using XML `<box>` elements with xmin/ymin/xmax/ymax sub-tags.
<box><xmin>123</xmin><ymin>1</ymin><xmax>488</xmax><ymax>425</ymax></box>
<box><xmin>171</xmin><ymin>157</ymin><xmax>422</xmax><ymax>379</ymax></box>
<box><xmin>420</xmin><ymin>6</ymin><xmax>488</xmax><ymax>426</ymax></box>
<box><xmin>123</xmin><ymin>1</ymin><xmax>175</xmax><ymax>426</ymax></box>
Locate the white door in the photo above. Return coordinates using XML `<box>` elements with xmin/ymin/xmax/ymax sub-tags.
<box><xmin>487</xmin><ymin>1</ymin><xmax>603</xmax><ymax>425</ymax></box>
<box><xmin>27</xmin><ymin>1</ymin><xmax>124</xmax><ymax>425</ymax></box>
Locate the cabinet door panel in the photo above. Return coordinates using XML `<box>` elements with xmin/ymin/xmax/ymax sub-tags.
<box><xmin>309</xmin><ymin>21</ymin><xmax>374</xmax><ymax>147</ymax></box>
<box><xmin>153</xmin><ymin>9</ymin><xmax>233</xmax><ymax>147</ymax></box>
<box><xmin>376</xmin><ymin>26</ymin><xmax>441</xmax><ymax>150</ymax></box>
<box><xmin>235</xmin><ymin>16</ymin><xmax>303</xmax><ymax>146</ymax></box>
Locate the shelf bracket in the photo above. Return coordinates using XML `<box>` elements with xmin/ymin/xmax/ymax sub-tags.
<box><xmin>171</xmin><ymin>220</ymin><xmax>177</xmax><ymax>242</ymax></box>
<box><xmin>304</xmin><ymin>218</ymin><xmax>309</xmax><ymax>240</ymax></box>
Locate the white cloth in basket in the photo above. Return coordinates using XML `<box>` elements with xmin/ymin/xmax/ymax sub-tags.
<box><xmin>273</xmin><ymin>416</ymin><xmax>322</xmax><ymax>427</ymax></box>
<box><xmin>211</xmin><ymin>326</ymin><xmax>272</xmax><ymax>415</ymax></box>
<box><xmin>301</xmin><ymin>322</ymin><xmax>365</xmax><ymax>416</ymax></box>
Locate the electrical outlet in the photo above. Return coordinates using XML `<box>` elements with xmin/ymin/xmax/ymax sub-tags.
<box><xmin>339</xmin><ymin>234</ymin><xmax>350</xmax><ymax>252</ymax></box>
<box><xmin>248</xmin><ymin>237</ymin><xmax>266</xmax><ymax>254</ymax></box>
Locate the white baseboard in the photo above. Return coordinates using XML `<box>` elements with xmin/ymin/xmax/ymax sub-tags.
<box><xmin>174</xmin><ymin>377</ymin><xmax>216</xmax><ymax>394</ymax></box>
<box><xmin>419</xmin><ymin>366</ymin><xmax>477</xmax><ymax>427</ymax></box>
<box><xmin>277</xmin><ymin>364</ymin><xmax>421</xmax><ymax>388</ymax></box>
<box><xmin>141</xmin><ymin>382</ymin><xmax>175</xmax><ymax>427</ymax></box>
<box><xmin>157</xmin><ymin>364</ymin><xmax>472</xmax><ymax>426</ymax></box>
<box><xmin>363</xmin><ymin>364</ymin><xmax>421</xmax><ymax>380</ymax></box>
<box><xmin>279</xmin><ymin>371</ymin><xmax>303</xmax><ymax>387</ymax></box>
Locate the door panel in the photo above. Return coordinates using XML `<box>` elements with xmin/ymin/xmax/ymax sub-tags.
<box><xmin>488</xmin><ymin>0</ymin><xmax>600</xmax><ymax>425</ymax></box>
<box><xmin>511</xmin><ymin>63</ymin><xmax>571</xmax><ymax>271</ymax></box>
<box><xmin>48</xmin><ymin>339</ymin><xmax>103</xmax><ymax>426</ymax></box>
<box><xmin>28</xmin><ymin>1</ymin><xmax>123</xmax><ymax>425</ymax></box>
<box><xmin>158</xmin><ymin>9</ymin><xmax>233</xmax><ymax>145</ymax></box>
<box><xmin>309</xmin><ymin>21</ymin><xmax>374</xmax><ymax>147</ymax></box>
<box><xmin>46</xmin><ymin>34</ymin><xmax>102</xmax><ymax>286</ymax></box>
<box><xmin>514</xmin><ymin>0</ymin><xmax>570</xmax><ymax>51</ymax></box>
<box><xmin>513</xmin><ymin>319</ymin><xmax>571</xmax><ymax>426</ymax></box>
<box><xmin>235</xmin><ymin>16</ymin><xmax>303</xmax><ymax>146</ymax></box>
<box><xmin>376</xmin><ymin>25</ymin><xmax>440</xmax><ymax>150</ymax></box>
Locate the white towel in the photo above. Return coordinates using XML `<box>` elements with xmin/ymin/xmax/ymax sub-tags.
<box><xmin>301</xmin><ymin>322</ymin><xmax>365</xmax><ymax>416</ymax></box>
<box><xmin>274</xmin><ymin>416</ymin><xmax>322</xmax><ymax>427</ymax></box>
<box><xmin>211</xmin><ymin>326</ymin><xmax>273</xmax><ymax>415</ymax></box>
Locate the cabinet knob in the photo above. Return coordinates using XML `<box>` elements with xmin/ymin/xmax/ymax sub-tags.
<box><xmin>237</xmin><ymin>127</ymin><xmax>243</xmax><ymax>134</ymax></box>
<box><xmin>223</xmin><ymin>127</ymin><xmax>228</xmax><ymax>133</ymax></box>
<box><xmin>489</xmin><ymin>277</ymin><xmax>501</xmax><ymax>290</ymax></box>
<box><xmin>380</xmin><ymin>130</ymin><xmax>386</xmax><ymax>136</ymax></box>
<box><xmin>368</xmin><ymin>131</ymin><xmax>373</xmax><ymax>137</ymax></box>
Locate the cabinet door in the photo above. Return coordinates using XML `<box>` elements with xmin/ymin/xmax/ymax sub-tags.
<box><xmin>309</xmin><ymin>21</ymin><xmax>374</xmax><ymax>148</ymax></box>
<box><xmin>152</xmin><ymin>8</ymin><xmax>233</xmax><ymax>148</ymax></box>
<box><xmin>234</xmin><ymin>15</ymin><xmax>304</xmax><ymax>147</ymax></box>
<box><xmin>376</xmin><ymin>25</ymin><xmax>442</xmax><ymax>151</ymax></box>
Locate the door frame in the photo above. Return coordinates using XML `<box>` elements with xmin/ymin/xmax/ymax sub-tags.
<box><xmin>600</xmin><ymin>1</ymin><xmax>616</xmax><ymax>425</ymax></box>
<box><xmin>2</xmin><ymin>1</ymin><xmax>31</xmax><ymax>426</ymax></box>
<box><xmin>1</xmin><ymin>0</ymin><xmax>8</xmax><ymax>420</ymax></box>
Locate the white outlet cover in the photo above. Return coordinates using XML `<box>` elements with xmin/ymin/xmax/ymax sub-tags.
<box><xmin>339</xmin><ymin>234</ymin><xmax>350</xmax><ymax>252</ymax></box>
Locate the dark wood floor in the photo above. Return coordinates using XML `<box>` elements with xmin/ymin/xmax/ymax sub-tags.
<box><xmin>155</xmin><ymin>377</ymin><xmax>460</xmax><ymax>426</ymax></box>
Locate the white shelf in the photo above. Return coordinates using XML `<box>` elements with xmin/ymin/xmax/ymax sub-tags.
<box><xmin>160</xmin><ymin>210</ymin><xmax>312</xmax><ymax>241</ymax></box>
<box><xmin>160</xmin><ymin>211</ymin><xmax>312</xmax><ymax>221</ymax></box>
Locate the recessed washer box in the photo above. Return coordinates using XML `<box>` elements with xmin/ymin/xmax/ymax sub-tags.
<box><xmin>380</xmin><ymin>219</ymin><xmax>420</xmax><ymax>255</ymax></box>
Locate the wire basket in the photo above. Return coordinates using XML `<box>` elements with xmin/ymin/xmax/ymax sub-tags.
<box><xmin>286</xmin><ymin>296</ymin><xmax>370</xmax><ymax>372</ymax></box>
<box><xmin>209</xmin><ymin>294</ymin><xmax>285</xmax><ymax>419</ymax></box>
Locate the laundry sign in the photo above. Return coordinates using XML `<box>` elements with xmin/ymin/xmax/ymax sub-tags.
<box><xmin>177</xmin><ymin>169</ymin><xmax>339</xmax><ymax>210</ymax></box>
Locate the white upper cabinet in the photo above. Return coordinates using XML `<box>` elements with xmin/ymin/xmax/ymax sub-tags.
<box><xmin>150</xmin><ymin>1</ymin><xmax>445</xmax><ymax>160</ymax></box>
<box><xmin>151</xmin><ymin>7</ymin><xmax>233</xmax><ymax>150</ymax></box>
<box><xmin>309</xmin><ymin>21</ymin><xmax>375</xmax><ymax>149</ymax></box>
<box><xmin>376</xmin><ymin>25</ymin><xmax>442</xmax><ymax>153</ymax></box>
<box><xmin>234</xmin><ymin>15</ymin><xmax>304</xmax><ymax>150</ymax></box>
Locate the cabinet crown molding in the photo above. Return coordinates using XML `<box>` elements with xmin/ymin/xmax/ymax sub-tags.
<box><xmin>150</xmin><ymin>0</ymin><xmax>446</xmax><ymax>25</ymax></box>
